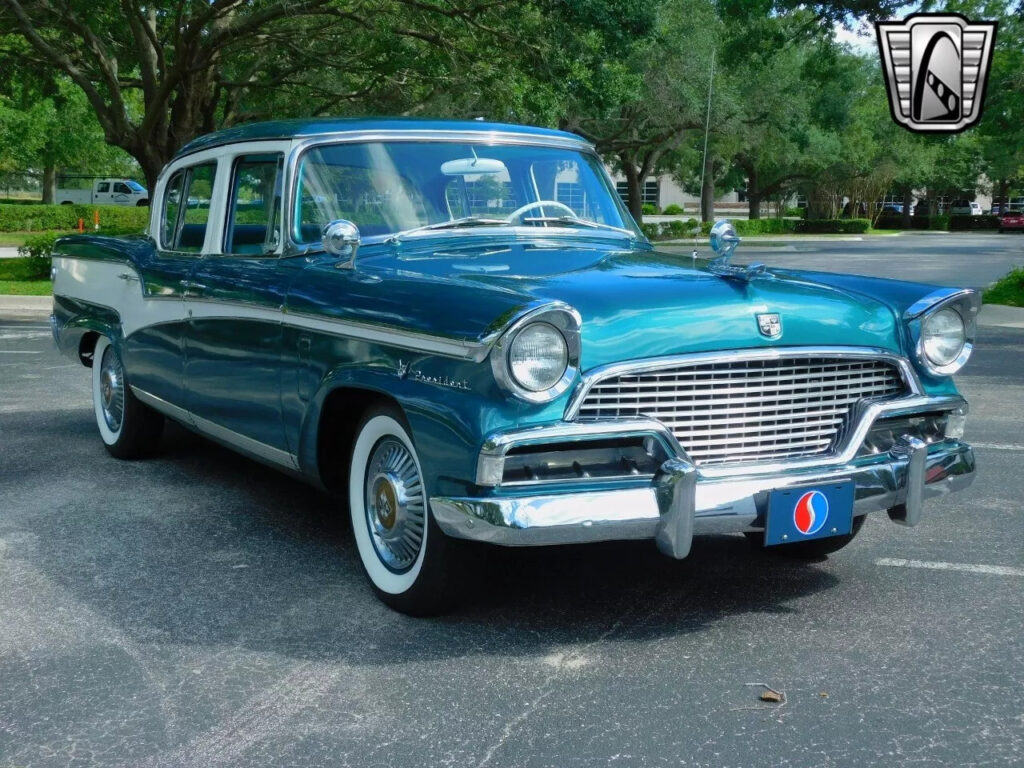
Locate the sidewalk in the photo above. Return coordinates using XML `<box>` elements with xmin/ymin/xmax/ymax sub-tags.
<box><xmin>0</xmin><ymin>294</ymin><xmax>51</xmax><ymax>321</ymax></box>
<box><xmin>0</xmin><ymin>247</ymin><xmax>20</xmax><ymax>259</ymax></box>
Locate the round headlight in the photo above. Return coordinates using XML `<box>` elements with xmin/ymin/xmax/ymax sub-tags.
<box><xmin>921</xmin><ymin>307</ymin><xmax>966</xmax><ymax>367</ymax></box>
<box><xmin>508</xmin><ymin>323</ymin><xmax>568</xmax><ymax>392</ymax></box>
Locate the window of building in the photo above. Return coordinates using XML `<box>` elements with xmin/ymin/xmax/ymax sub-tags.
<box><xmin>615</xmin><ymin>180</ymin><xmax>659</xmax><ymax>208</ymax></box>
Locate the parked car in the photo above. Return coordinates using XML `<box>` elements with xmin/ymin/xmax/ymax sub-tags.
<box><xmin>50</xmin><ymin>119</ymin><xmax>980</xmax><ymax>614</ymax></box>
<box><xmin>56</xmin><ymin>178</ymin><xmax>149</xmax><ymax>207</ymax></box>
<box><xmin>948</xmin><ymin>199</ymin><xmax>982</xmax><ymax>216</ymax></box>
<box><xmin>999</xmin><ymin>209</ymin><xmax>1024</xmax><ymax>232</ymax></box>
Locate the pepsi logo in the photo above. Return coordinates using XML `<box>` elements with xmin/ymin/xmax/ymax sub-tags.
<box><xmin>793</xmin><ymin>491</ymin><xmax>829</xmax><ymax>535</ymax></box>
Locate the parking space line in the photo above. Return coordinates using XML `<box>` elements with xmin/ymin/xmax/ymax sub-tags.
<box><xmin>971</xmin><ymin>442</ymin><xmax>1024</xmax><ymax>451</ymax></box>
<box><xmin>0</xmin><ymin>350</ymin><xmax>42</xmax><ymax>354</ymax></box>
<box><xmin>876</xmin><ymin>557</ymin><xmax>1024</xmax><ymax>577</ymax></box>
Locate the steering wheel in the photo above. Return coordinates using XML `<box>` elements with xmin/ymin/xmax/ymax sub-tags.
<box><xmin>506</xmin><ymin>200</ymin><xmax>579</xmax><ymax>224</ymax></box>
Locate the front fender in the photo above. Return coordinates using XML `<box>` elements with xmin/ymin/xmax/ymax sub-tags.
<box><xmin>295</xmin><ymin>356</ymin><xmax>521</xmax><ymax>497</ymax></box>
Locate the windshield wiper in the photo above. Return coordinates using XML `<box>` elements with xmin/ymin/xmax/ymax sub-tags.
<box><xmin>387</xmin><ymin>216</ymin><xmax>511</xmax><ymax>244</ymax></box>
<box><xmin>520</xmin><ymin>216</ymin><xmax>636</xmax><ymax>236</ymax></box>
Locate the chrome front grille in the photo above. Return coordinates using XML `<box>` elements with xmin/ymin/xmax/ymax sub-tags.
<box><xmin>573</xmin><ymin>355</ymin><xmax>908</xmax><ymax>465</ymax></box>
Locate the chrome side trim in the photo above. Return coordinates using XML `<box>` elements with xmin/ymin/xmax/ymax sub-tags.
<box><xmin>565</xmin><ymin>346</ymin><xmax>924</xmax><ymax>421</ymax></box>
<box><xmin>131</xmin><ymin>386</ymin><xmax>194</xmax><ymax>427</ymax></box>
<box><xmin>130</xmin><ymin>386</ymin><xmax>299</xmax><ymax>471</ymax></box>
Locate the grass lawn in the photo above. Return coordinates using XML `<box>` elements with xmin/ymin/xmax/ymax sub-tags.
<box><xmin>0</xmin><ymin>232</ymin><xmax>31</xmax><ymax>247</ymax></box>
<box><xmin>0</xmin><ymin>279</ymin><xmax>51</xmax><ymax>295</ymax></box>
<box><xmin>983</xmin><ymin>267</ymin><xmax>1024</xmax><ymax>308</ymax></box>
<box><xmin>0</xmin><ymin>257</ymin><xmax>51</xmax><ymax>297</ymax></box>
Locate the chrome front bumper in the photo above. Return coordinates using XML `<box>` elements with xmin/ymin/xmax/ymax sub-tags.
<box><xmin>431</xmin><ymin>438</ymin><xmax>976</xmax><ymax>557</ymax></box>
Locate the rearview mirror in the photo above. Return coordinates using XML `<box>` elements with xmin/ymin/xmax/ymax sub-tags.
<box><xmin>440</xmin><ymin>157</ymin><xmax>508</xmax><ymax>176</ymax></box>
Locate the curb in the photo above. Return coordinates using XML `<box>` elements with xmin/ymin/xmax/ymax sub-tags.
<box><xmin>978</xmin><ymin>303</ymin><xmax>1024</xmax><ymax>329</ymax></box>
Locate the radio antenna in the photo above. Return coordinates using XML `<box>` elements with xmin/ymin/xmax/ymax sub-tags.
<box><xmin>698</xmin><ymin>48</ymin><xmax>716</xmax><ymax>227</ymax></box>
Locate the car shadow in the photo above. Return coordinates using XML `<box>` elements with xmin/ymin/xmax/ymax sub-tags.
<box><xmin>8</xmin><ymin>414</ymin><xmax>842</xmax><ymax>666</ymax></box>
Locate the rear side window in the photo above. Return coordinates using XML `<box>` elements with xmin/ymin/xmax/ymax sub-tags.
<box><xmin>97</xmin><ymin>182</ymin><xmax>110</xmax><ymax>193</ymax></box>
<box><xmin>160</xmin><ymin>163</ymin><xmax>216</xmax><ymax>252</ymax></box>
<box><xmin>224</xmin><ymin>154</ymin><xmax>283</xmax><ymax>255</ymax></box>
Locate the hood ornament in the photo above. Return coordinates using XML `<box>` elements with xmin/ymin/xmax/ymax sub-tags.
<box><xmin>707</xmin><ymin>220</ymin><xmax>766</xmax><ymax>282</ymax></box>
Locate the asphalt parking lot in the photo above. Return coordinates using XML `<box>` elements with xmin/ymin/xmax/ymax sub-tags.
<box><xmin>2</xmin><ymin>235</ymin><xmax>1023</xmax><ymax>767</ymax></box>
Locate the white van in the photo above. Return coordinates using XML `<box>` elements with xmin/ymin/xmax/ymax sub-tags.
<box><xmin>56</xmin><ymin>179</ymin><xmax>149</xmax><ymax>207</ymax></box>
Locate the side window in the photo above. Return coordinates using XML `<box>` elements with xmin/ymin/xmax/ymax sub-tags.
<box><xmin>161</xmin><ymin>163</ymin><xmax>216</xmax><ymax>253</ymax></box>
<box><xmin>114</xmin><ymin>182</ymin><xmax>131</xmax><ymax>194</ymax></box>
<box><xmin>225</xmin><ymin>154</ymin><xmax>283</xmax><ymax>255</ymax></box>
<box><xmin>161</xmin><ymin>171</ymin><xmax>185</xmax><ymax>247</ymax></box>
<box><xmin>97</xmin><ymin>182</ymin><xmax>110</xmax><ymax>193</ymax></box>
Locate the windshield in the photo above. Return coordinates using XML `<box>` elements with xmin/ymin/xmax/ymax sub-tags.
<box><xmin>126</xmin><ymin>180</ymin><xmax>145</xmax><ymax>192</ymax></box>
<box><xmin>292</xmin><ymin>141</ymin><xmax>640</xmax><ymax>243</ymax></box>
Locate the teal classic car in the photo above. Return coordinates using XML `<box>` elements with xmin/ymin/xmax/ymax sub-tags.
<box><xmin>51</xmin><ymin>118</ymin><xmax>979</xmax><ymax>614</ymax></box>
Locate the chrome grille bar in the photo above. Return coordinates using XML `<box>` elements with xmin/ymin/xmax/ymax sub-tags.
<box><xmin>573</xmin><ymin>354</ymin><xmax>907</xmax><ymax>466</ymax></box>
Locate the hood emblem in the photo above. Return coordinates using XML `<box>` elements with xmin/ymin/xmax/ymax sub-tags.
<box><xmin>757</xmin><ymin>313</ymin><xmax>782</xmax><ymax>339</ymax></box>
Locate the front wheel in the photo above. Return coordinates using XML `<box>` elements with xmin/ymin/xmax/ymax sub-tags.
<box><xmin>92</xmin><ymin>336</ymin><xmax>164</xmax><ymax>459</ymax></box>
<box><xmin>348</xmin><ymin>404</ymin><xmax>460</xmax><ymax>615</ymax></box>
<box><xmin>746</xmin><ymin>514</ymin><xmax>867</xmax><ymax>559</ymax></box>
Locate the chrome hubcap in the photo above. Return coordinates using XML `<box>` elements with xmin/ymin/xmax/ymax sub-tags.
<box><xmin>365</xmin><ymin>438</ymin><xmax>425</xmax><ymax>572</ymax></box>
<box><xmin>99</xmin><ymin>346</ymin><xmax>124</xmax><ymax>432</ymax></box>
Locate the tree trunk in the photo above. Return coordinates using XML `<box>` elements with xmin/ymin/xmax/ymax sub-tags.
<box><xmin>746</xmin><ymin>166</ymin><xmax>762</xmax><ymax>220</ymax></box>
<box><xmin>701</xmin><ymin>152</ymin><xmax>714</xmax><ymax>223</ymax></box>
<box><xmin>901</xmin><ymin>186</ymin><xmax>913</xmax><ymax>228</ymax></box>
<box><xmin>41</xmin><ymin>164</ymin><xmax>57</xmax><ymax>204</ymax></box>
<box><xmin>995</xmin><ymin>178</ymin><xmax>1009</xmax><ymax>212</ymax></box>
<box><xmin>621</xmin><ymin>159</ymin><xmax>644</xmax><ymax>222</ymax></box>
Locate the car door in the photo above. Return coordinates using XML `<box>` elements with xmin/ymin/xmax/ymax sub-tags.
<box><xmin>112</xmin><ymin>181</ymin><xmax>133</xmax><ymax>206</ymax></box>
<box><xmin>124</xmin><ymin>162</ymin><xmax>213</xmax><ymax>409</ymax></box>
<box><xmin>184</xmin><ymin>151</ymin><xmax>293</xmax><ymax>458</ymax></box>
<box><xmin>94</xmin><ymin>181</ymin><xmax>111</xmax><ymax>205</ymax></box>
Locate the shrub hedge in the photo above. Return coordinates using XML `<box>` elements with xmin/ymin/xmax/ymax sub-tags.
<box><xmin>949</xmin><ymin>214</ymin><xmax>1001</xmax><ymax>230</ymax></box>
<box><xmin>795</xmin><ymin>218</ymin><xmax>871</xmax><ymax>234</ymax></box>
<box><xmin>662</xmin><ymin>203</ymin><xmax>685</xmax><ymax>215</ymax></box>
<box><xmin>0</xmin><ymin>203</ymin><xmax>149</xmax><ymax>232</ymax></box>
<box><xmin>641</xmin><ymin>217</ymin><xmax>872</xmax><ymax>240</ymax></box>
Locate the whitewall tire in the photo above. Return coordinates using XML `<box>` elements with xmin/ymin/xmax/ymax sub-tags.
<box><xmin>348</xmin><ymin>404</ymin><xmax>459</xmax><ymax>615</ymax></box>
<box><xmin>91</xmin><ymin>336</ymin><xmax>164</xmax><ymax>459</ymax></box>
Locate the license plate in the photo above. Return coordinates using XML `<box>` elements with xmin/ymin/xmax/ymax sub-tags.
<box><xmin>763</xmin><ymin>481</ymin><xmax>855</xmax><ymax>546</ymax></box>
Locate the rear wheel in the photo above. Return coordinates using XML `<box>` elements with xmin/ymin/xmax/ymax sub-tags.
<box><xmin>347</xmin><ymin>404</ymin><xmax>461</xmax><ymax>615</ymax></box>
<box><xmin>746</xmin><ymin>513</ymin><xmax>867</xmax><ymax>559</ymax></box>
<box><xmin>92</xmin><ymin>336</ymin><xmax>164</xmax><ymax>459</ymax></box>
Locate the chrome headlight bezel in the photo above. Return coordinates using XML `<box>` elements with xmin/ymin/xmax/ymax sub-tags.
<box><xmin>490</xmin><ymin>304</ymin><xmax>581</xmax><ymax>403</ymax></box>
<box><xmin>905</xmin><ymin>289</ymin><xmax>981</xmax><ymax>377</ymax></box>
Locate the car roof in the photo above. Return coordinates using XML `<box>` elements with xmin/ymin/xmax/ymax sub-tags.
<box><xmin>175</xmin><ymin>118</ymin><xmax>589</xmax><ymax>159</ymax></box>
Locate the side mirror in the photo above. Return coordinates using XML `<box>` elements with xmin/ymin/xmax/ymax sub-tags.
<box><xmin>322</xmin><ymin>219</ymin><xmax>360</xmax><ymax>269</ymax></box>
